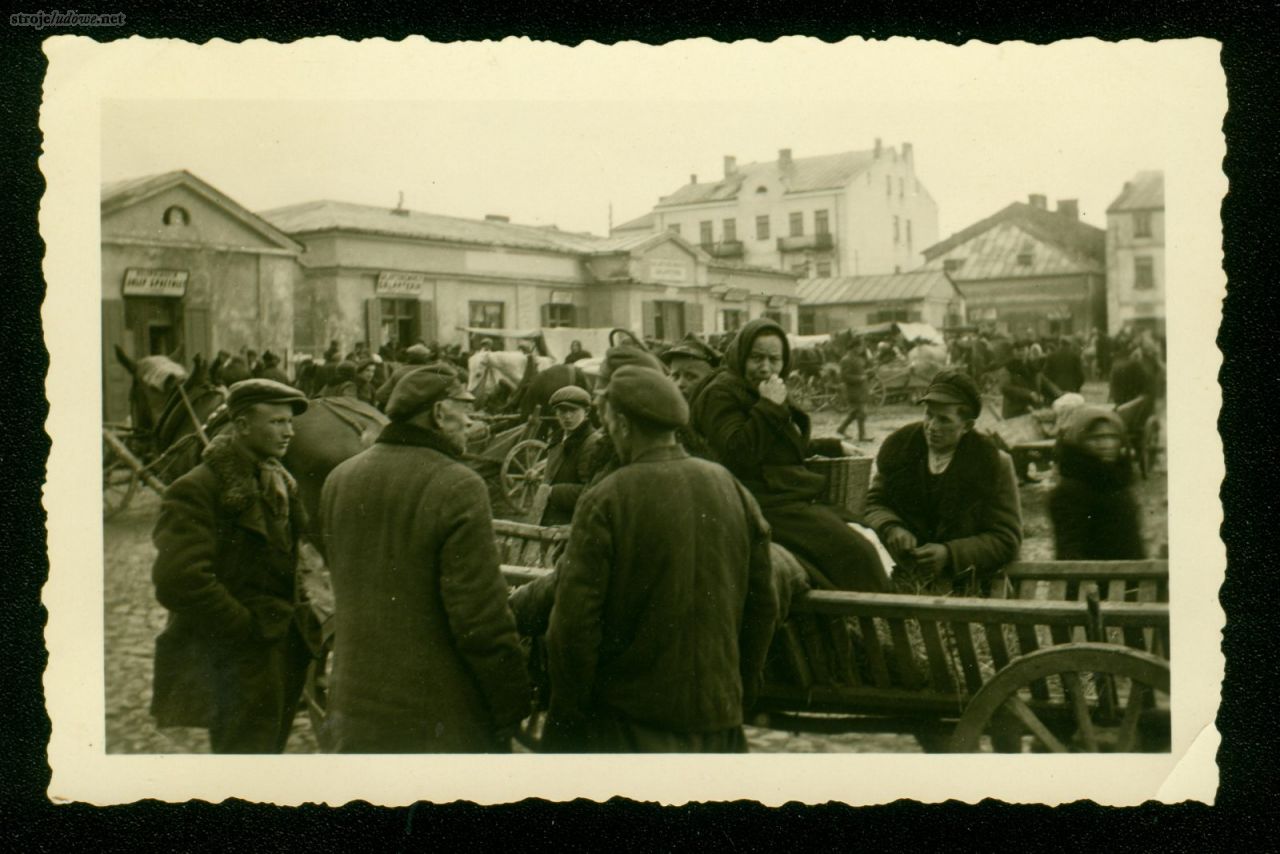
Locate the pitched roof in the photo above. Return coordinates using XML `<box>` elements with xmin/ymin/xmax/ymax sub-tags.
<box><xmin>655</xmin><ymin>149</ymin><xmax>879</xmax><ymax>207</ymax></box>
<box><xmin>611</xmin><ymin>211</ymin><xmax>655</xmax><ymax>233</ymax></box>
<box><xmin>921</xmin><ymin>201</ymin><xmax>1105</xmax><ymax>267</ymax></box>
<box><xmin>1107</xmin><ymin>170</ymin><xmax>1164</xmax><ymax>212</ymax></box>
<box><xmin>101</xmin><ymin>169</ymin><xmax>303</xmax><ymax>252</ymax></box>
<box><xmin>798</xmin><ymin>270</ymin><xmax>959</xmax><ymax>305</ymax></box>
<box><xmin>258</xmin><ymin>199</ymin><xmax>605</xmax><ymax>255</ymax></box>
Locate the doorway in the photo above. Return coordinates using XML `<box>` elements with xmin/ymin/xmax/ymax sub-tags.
<box><xmin>125</xmin><ymin>297</ymin><xmax>183</xmax><ymax>356</ymax></box>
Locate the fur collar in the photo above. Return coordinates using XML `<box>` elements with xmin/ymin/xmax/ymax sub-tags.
<box><xmin>876</xmin><ymin>421</ymin><xmax>1001</xmax><ymax>502</ymax></box>
<box><xmin>201</xmin><ymin>433</ymin><xmax>298</xmax><ymax>513</ymax></box>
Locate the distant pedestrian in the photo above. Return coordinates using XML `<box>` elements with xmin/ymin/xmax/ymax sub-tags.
<box><xmin>836</xmin><ymin>338</ymin><xmax>871</xmax><ymax>442</ymax></box>
<box><xmin>1049</xmin><ymin>406</ymin><xmax>1145</xmax><ymax>559</ymax></box>
<box><xmin>563</xmin><ymin>339</ymin><xmax>592</xmax><ymax>365</ymax></box>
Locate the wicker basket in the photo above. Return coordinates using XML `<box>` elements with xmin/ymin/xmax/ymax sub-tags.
<box><xmin>805</xmin><ymin>455</ymin><xmax>874</xmax><ymax>520</ymax></box>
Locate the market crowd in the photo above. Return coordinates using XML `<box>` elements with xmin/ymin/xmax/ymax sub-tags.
<box><xmin>147</xmin><ymin>321</ymin><xmax>1161</xmax><ymax>755</ymax></box>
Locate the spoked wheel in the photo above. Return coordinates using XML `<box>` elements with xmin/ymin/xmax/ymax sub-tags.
<box><xmin>866</xmin><ymin>373</ymin><xmax>887</xmax><ymax>409</ymax></box>
<box><xmin>502</xmin><ymin>439</ymin><xmax>549</xmax><ymax>514</ymax></box>
<box><xmin>807</xmin><ymin>378</ymin><xmax>838</xmax><ymax>411</ymax></box>
<box><xmin>949</xmin><ymin>643</ymin><xmax>1171</xmax><ymax>753</ymax></box>
<box><xmin>785</xmin><ymin>374</ymin><xmax>812</xmax><ymax>410</ymax></box>
<box><xmin>103</xmin><ymin>446</ymin><xmax>138</xmax><ymax>521</ymax></box>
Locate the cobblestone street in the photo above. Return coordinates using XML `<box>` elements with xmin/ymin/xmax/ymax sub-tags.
<box><xmin>103</xmin><ymin>384</ymin><xmax>1166</xmax><ymax>754</ymax></box>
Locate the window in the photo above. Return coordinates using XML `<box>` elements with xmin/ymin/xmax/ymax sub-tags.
<box><xmin>943</xmin><ymin>258</ymin><xmax>965</xmax><ymax>273</ymax></box>
<box><xmin>468</xmin><ymin>300</ymin><xmax>505</xmax><ymax>346</ymax></box>
<box><xmin>381</xmin><ymin>298</ymin><xmax>421</xmax><ymax>350</ymax></box>
<box><xmin>722</xmin><ymin>218</ymin><xmax>737</xmax><ymax>243</ymax></box>
<box><xmin>652</xmin><ymin>300</ymin><xmax>687</xmax><ymax>341</ymax></box>
<box><xmin>789</xmin><ymin>212</ymin><xmax>804</xmax><ymax>237</ymax></box>
<box><xmin>870</xmin><ymin>308</ymin><xmax>916</xmax><ymax>323</ymax></box>
<box><xmin>542</xmin><ymin>304</ymin><xmax>575</xmax><ymax>328</ymax></box>
<box><xmin>893</xmin><ymin>216</ymin><xmax>900</xmax><ymax>244</ymax></box>
<box><xmin>667</xmin><ymin>223</ymin><xmax>681</xmax><ymax>236</ymax></box>
<box><xmin>755</xmin><ymin>215</ymin><xmax>770</xmax><ymax>240</ymax></box>
<box><xmin>814</xmin><ymin>209</ymin><xmax>830</xmax><ymax>235</ymax></box>
<box><xmin>898</xmin><ymin>177</ymin><xmax>904</xmax><ymax>198</ymax></box>
<box><xmin>1134</xmin><ymin>256</ymin><xmax>1155</xmax><ymax>290</ymax></box>
<box><xmin>798</xmin><ymin>308</ymin><xmax>816</xmax><ymax>335</ymax></box>
<box><xmin>906</xmin><ymin>220</ymin><xmax>913</xmax><ymax>249</ymax></box>
<box><xmin>1017</xmin><ymin>251</ymin><xmax>1034</xmax><ymax>267</ymax></box>
<box><xmin>755</xmin><ymin>185</ymin><xmax>768</xmax><ymax>194</ymax></box>
<box><xmin>162</xmin><ymin>205</ymin><xmax>190</xmax><ymax>226</ymax></box>
<box><xmin>814</xmin><ymin>260</ymin><xmax>832</xmax><ymax>277</ymax></box>
<box><xmin>1134</xmin><ymin>211</ymin><xmax>1152</xmax><ymax>238</ymax></box>
<box><xmin>699</xmin><ymin>220</ymin><xmax>713</xmax><ymax>245</ymax></box>
<box><xmin>790</xmin><ymin>261</ymin><xmax>810</xmax><ymax>276</ymax></box>
<box><xmin>722</xmin><ymin>308</ymin><xmax>746</xmax><ymax>332</ymax></box>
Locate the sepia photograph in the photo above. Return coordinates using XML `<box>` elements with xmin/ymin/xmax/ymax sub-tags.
<box><xmin>42</xmin><ymin>35</ymin><xmax>1226</xmax><ymax>805</ymax></box>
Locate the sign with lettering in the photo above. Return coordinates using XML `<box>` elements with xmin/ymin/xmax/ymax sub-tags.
<box><xmin>377</xmin><ymin>272</ymin><xmax>431</xmax><ymax>296</ymax></box>
<box><xmin>647</xmin><ymin>259</ymin><xmax>688</xmax><ymax>284</ymax></box>
<box><xmin>122</xmin><ymin>268</ymin><xmax>187</xmax><ymax>298</ymax></box>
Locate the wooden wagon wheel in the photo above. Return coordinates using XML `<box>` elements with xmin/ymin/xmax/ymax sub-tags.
<box><xmin>948</xmin><ymin>643</ymin><xmax>1170</xmax><ymax>753</ymax></box>
<box><xmin>866</xmin><ymin>372</ymin><xmax>887</xmax><ymax>409</ymax></box>
<box><xmin>807</xmin><ymin>376</ymin><xmax>838</xmax><ymax>411</ymax></box>
<box><xmin>103</xmin><ymin>438</ymin><xmax>138</xmax><ymax>521</ymax></box>
<box><xmin>502</xmin><ymin>439</ymin><xmax>549</xmax><ymax>513</ymax></box>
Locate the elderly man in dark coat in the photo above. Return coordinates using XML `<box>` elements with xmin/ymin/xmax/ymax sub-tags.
<box><xmin>320</xmin><ymin>366</ymin><xmax>531</xmax><ymax>752</ymax></box>
<box><xmin>544</xmin><ymin>366</ymin><xmax>778</xmax><ymax>752</ymax></box>
<box><xmin>689</xmin><ymin>317</ymin><xmax>888</xmax><ymax>592</ymax></box>
<box><xmin>864</xmin><ymin>369</ymin><xmax>1023</xmax><ymax>594</ymax></box>
<box><xmin>150</xmin><ymin>379</ymin><xmax>315</xmax><ymax>753</ymax></box>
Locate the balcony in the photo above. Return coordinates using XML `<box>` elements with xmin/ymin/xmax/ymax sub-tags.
<box><xmin>777</xmin><ymin>232</ymin><xmax>834</xmax><ymax>252</ymax></box>
<box><xmin>700</xmin><ymin>240</ymin><xmax>745</xmax><ymax>258</ymax></box>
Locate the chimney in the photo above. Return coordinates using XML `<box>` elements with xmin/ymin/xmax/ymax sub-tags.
<box><xmin>902</xmin><ymin>142</ymin><xmax>914</xmax><ymax>170</ymax></box>
<box><xmin>724</xmin><ymin>155</ymin><xmax>737</xmax><ymax>177</ymax></box>
<box><xmin>1028</xmin><ymin>193</ymin><xmax>1047</xmax><ymax>210</ymax></box>
<box><xmin>484</xmin><ymin>214</ymin><xmax>510</xmax><ymax>223</ymax></box>
<box><xmin>874</xmin><ymin>138</ymin><xmax>882</xmax><ymax>158</ymax></box>
<box><xmin>690</xmin><ymin>173</ymin><xmax>698</xmax><ymax>184</ymax></box>
<box><xmin>778</xmin><ymin>148</ymin><xmax>793</xmax><ymax>168</ymax></box>
<box><xmin>1057</xmin><ymin>199</ymin><xmax>1079</xmax><ymax>221</ymax></box>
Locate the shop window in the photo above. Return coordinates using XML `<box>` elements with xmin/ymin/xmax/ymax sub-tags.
<box><xmin>163</xmin><ymin>205</ymin><xmax>190</xmax><ymax>226</ymax></box>
<box><xmin>789</xmin><ymin>211</ymin><xmax>804</xmax><ymax>237</ymax></box>
<box><xmin>1134</xmin><ymin>256</ymin><xmax>1155</xmax><ymax>290</ymax></box>
<box><xmin>722</xmin><ymin>308</ymin><xmax>746</xmax><ymax>332</ymax></box>
<box><xmin>541</xmin><ymin>303</ymin><xmax>576</xmax><ymax>328</ymax></box>
<box><xmin>756</xmin><ymin>215</ymin><xmax>770</xmax><ymax>240</ymax></box>
<box><xmin>814</xmin><ymin>209</ymin><xmax>829</xmax><ymax>235</ymax></box>
<box><xmin>814</xmin><ymin>260</ymin><xmax>832</xmax><ymax>277</ymax></box>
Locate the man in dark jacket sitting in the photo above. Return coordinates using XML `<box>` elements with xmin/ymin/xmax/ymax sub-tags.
<box><xmin>544</xmin><ymin>366</ymin><xmax>778</xmax><ymax>752</ymax></box>
<box><xmin>865</xmin><ymin>369</ymin><xmax>1023</xmax><ymax>594</ymax></box>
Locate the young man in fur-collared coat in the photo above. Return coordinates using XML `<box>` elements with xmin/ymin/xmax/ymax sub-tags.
<box><xmin>150</xmin><ymin>380</ymin><xmax>316</xmax><ymax>753</ymax></box>
<box><xmin>864</xmin><ymin>369</ymin><xmax>1023</xmax><ymax>594</ymax></box>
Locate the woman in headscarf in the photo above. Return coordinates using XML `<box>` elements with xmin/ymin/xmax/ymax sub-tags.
<box><xmin>689</xmin><ymin>318</ymin><xmax>890</xmax><ymax>592</ymax></box>
<box><xmin>1048</xmin><ymin>406</ymin><xmax>1145</xmax><ymax>560</ymax></box>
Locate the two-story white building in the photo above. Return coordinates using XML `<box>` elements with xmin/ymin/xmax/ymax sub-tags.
<box><xmin>1105</xmin><ymin>171</ymin><xmax>1165</xmax><ymax>336</ymax></box>
<box><xmin>612</xmin><ymin>142</ymin><xmax>940</xmax><ymax>278</ymax></box>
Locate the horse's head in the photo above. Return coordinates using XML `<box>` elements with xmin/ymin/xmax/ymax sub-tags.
<box><xmin>467</xmin><ymin>350</ymin><xmax>491</xmax><ymax>395</ymax></box>
<box><xmin>119</xmin><ymin>346</ymin><xmax>188</xmax><ymax>433</ymax></box>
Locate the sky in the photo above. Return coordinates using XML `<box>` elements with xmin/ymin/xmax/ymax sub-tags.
<box><xmin>98</xmin><ymin>38</ymin><xmax>1214</xmax><ymax>241</ymax></box>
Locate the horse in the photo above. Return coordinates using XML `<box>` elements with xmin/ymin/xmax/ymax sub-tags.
<box><xmin>467</xmin><ymin>350</ymin><xmax>555</xmax><ymax>410</ymax></box>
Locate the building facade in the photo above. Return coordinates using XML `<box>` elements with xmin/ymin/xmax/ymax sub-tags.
<box><xmin>917</xmin><ymin>195</ymin><xmax>1107</xmax><ymax>338</ymax></box>
<box><xmin>612</xmin><ymin>141</ymin><xmax>939</xmax><ymax>278</ymax></box>
<box><xmin>101</xmin><ymin>171</ymin><xmax>303</xmax><ymax>422</ymax></box>
<box><xmin>796</xmin><ymin>271</ymin><xmax>965</xmax><ymax>335</ymax></box>
<box><xmin>259</xmin><ymin>200</ymin><xmax>799</xmax><ymax>354</ymax></box>
<box><xmin>1105</xmin><ymin>170</ymin><xmax>1165</xmax><ymax>336</ymax></box>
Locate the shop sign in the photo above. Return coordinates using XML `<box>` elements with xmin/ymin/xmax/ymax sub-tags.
<box><xmin>549</xmin><ymin>290</ymin><xmax>575</xmax><ymax>305</ymax></box>
<box><xmin>122</xmin><ymin>268</ymin><xmax>187</xmax><ymax>298</ymax></box>
<box><xmin>377</xmin><ymin>271</ymin><xmax>431</xmax><ymax>296</ymax></box>
<box><xmin>648</xmin><ymin>259</ymin><xmax>688</xmax><ymax>284</ymax></box>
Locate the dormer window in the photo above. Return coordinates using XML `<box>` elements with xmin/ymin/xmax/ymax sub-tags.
<box><xmin>756</xmin><ymin>186</ymin><xmax>768</xmax><ymax>194</ymax></box>
<box><xmin>1017</xmin><ymin>250</ymin><xmax>1034</xmax><ymax>267</ymax></box>
<box><xmin>163</xmin><ymin>205</ymin><xmax>190</xmax><ymax>226</ymax></box>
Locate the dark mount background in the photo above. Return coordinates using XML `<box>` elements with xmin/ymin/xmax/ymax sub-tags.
<box><xmin>1</xmin><ymin>3</ymin><xmax>1275</xmax><ymax>848</ymax></box>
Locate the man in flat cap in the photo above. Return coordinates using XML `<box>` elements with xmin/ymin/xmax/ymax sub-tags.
<box><xmin>150</xmin><ymin>379</ymin><xmax>315</xmax><ymax>753</ymax></box>
<box><xmin>319</xmin><ymin>366</ymin><xmax>530</xmax><ymax>752</ymax></box>
<box><xmin>864</xmin><ymin>368</ymin><xmax>1023</xmax><ymax>594</ymax></box>
<box><xmin>543</xmin><ymin>366</ymin><xmax>778</xmax><ymax>752</ymax></box>
<box><xmin>538</xmin><ymin>385</ymin><xmax>600</xmax><ymax>527</ymax></box>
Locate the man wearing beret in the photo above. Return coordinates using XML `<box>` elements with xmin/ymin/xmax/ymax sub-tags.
<box><xmin>320</xmin><ymin>366</ymin><xmax>531</xmax><ymax>752</ymax></box>
<box><xmin>150</xmin><ymin>379</ymin><xmax>315</xmax><ymax>752</ymax></box>
<box><xmin>543</xmin><ymin>366</ymin><xmax>778</xmax><ymax>752</ymax></box>
<box><xmin>864</xmin><ymin>368</ymin><xmax>1023</xmax><ymax>594</ymax></box>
